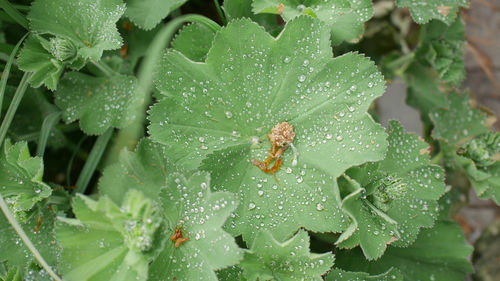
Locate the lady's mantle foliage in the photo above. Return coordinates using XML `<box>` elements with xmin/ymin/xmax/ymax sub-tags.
<box><xmin>56</xmin><ymin>190</ymin><xmax>166</xmax><ymax>281</ymax></box>
<box><xmin>149</xmin><ymin>16</ymin><xmax>387</xmax><ymax>243</ymax></box>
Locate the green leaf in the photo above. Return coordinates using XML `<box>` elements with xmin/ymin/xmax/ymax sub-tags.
<box><xmin>335</xmin><ymin>220</ymin><xmax>474</xmax><ymax>281</ymax></box>
<box><xmin>99</xmin><ymin>138</ymin><xmax>179</xmax><ymax>204</ymax></box>
<box><xmin>326</xmin><ymin>267</ymin><xmax>403</xmax><ymax>281</ymax></box>
<box><xmin>0</xmin><ymin>140</ymin><xmax>51</xmax><ymax>219</ymax></box>
<box><xmin>0</xmin><ymin>267</ymin><xmax>22</xmax><ymax>281</ymax></box>
<box><xmin>396</xmin><ymin>0</ymin><xmax>468</xmax><ymax>25</ymax></box>
<box><xmin>56</xmin><ymin>190</ymin><xmax>166</xmax><ymax>281</ymax></box>
<box><xmin>148</xmin><ymin>172</ymin><xmax>243</xmax><ymax>281</ymax></box>
<box><xmin>240</xmin><ymin>229</ymin><xmax>334</xmax><ymax>281</ymax></box>
<box><xmin>172</xmin><ymin>23</ymin><xmax>216</xmax><ymax>62</ymax></box>
<box><xmin>454</xmin><ymin>154</ymin><xmax>500</xmax><ymax>204</ymax></box>
<box><xmin>17</xmin><ymin>36</ymin><xmax>64</xmax><ymax>90</ymax></box>
<box><xmin>431</xmin><ymin>92</ymin><xmax>489</xmax><ymax>145</ymax></box>
<box><xmin>223</xmin><ymin>0</ymin><xmax>281</xmax><ymax>35</ymax></box>
<box><xmin>217</xmin><ymin>265</ymin><xmax>246</xmax><ymax>281</ymax></box>
<box><xmin>338</xmin><ymin>121</ymin><xmax>446</xmax><ymax>259</ymax></box>
<box><xmin>28</xmin><ymin>0</ymin><xmax>125</xmax><ymax>61</ymax></box>
<box><xmin>149</xmin><ymin>16</ymin><xmax>387</xmax><ymax>242</ymax></box>
<box><xmin>55</xmin><ymin>72</ymin><xmax>140</xmax><ymax>135</ymax></box>
<box><xmin>251</xmin><ymin>0</ymin><xmax>373</xmax><ymax>45</ymax></box>
<box><xmin>0</xmin><ymin>204</ymin><xmax>58</xmax><ymax>273</ymax></box>
<box><xmin>124</xmin><ymin>0</ymin><xmax>187</xmax><ymax>30</ymax></box>
<box><xmin>416</xmin><ymin>18</ymin><xmax>465</xmax><ymax>86</ymax></box>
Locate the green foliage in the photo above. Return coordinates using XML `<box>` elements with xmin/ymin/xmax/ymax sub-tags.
<box><xmin>251</xmin><ymin>0</ymin><xmax>373</xmax><ymax>45</ymax></box>
<box><xmin>56</xmin><ymin>190</ymin><xmax>166</xmax><ymax>281</ymax></box>
<box><xmin>335</xmin><ymin>220</ymin><xmax>474</xmax><ymax>281</ymax></box>
<box><xmin>150</xmin><ymin>16</ymin><xmax>387</xmax><ymax>243</ymax></box>
<box><xmin>326</xmin><ymin>267</ymin><xmax>403</xmax><ymax>281</ymax></box>
<box><xmin>396</xmin><ymin>0</ymin><xmax>469</xmax><ymax>24</ymax></box>
<box><xmin>240</xmin><ymin>230</ymin><xmax>334</xmax><ymax>280</ymax></box>
<box><xmin>124</xmin><ymin>0</ymin><xmax>187</xmax><ymax>30</ymax></box>
<box><xmin>172</xmin><ymin>23</ymin><xmax>216</xmax><ymax>62</ymax></box>
<box><xmin>0</xmin><ymin>140</ymin><xmax>51</xmax><ymax>220</ymax></box>
<box><xmin>55</xmin><ymin>72</ymin><xmax>140</xmax><ymax>135</ymax></box>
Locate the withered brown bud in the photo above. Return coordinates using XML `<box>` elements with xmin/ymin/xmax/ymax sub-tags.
<box><xmin>270</xmin><ymin>122</ymin><xmax>295</xmax><ymax>147</ymax></box>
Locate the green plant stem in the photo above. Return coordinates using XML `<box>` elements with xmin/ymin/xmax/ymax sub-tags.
<box><xmin>431</xmin><ymin>151</ymin><xmax>444</xmax><ymax>165</ymax></box>
<box><xmin>387</xmin><ymin>52</ymin><xmax>415</xmax><ymax>76</ymax></box>
<box><xmin>213</xmin><ymin>0</ymin><xmax>227</xmax><ymax>25</ymax></box>
<box><xmin>0</xmin><ymin>195</ymin><xmax>62</xmax><ymax>281</ymax></box>
<box><xmin>0</xmin><ymin>33</ymin><xmax>28</xmax><ymax>117</ymax></box>
<box><xmin>36</xmin><ymin>111</ymin><xmax>62</xmax><ymax>157</ymax></box>
<box><xmin>90</xmin><ymin>60</ymin><xmax>115</xmax><ymax>77</ymax></box>
<box><xmin>0</xmin><ymin>72</ymin><xmax>32</xmax><ymax>147</ymax></box>
<box><xmin>74</xmin><ymin>128</ymin><xmax>113</xmax><ymax>194</ymax></box>
<box><xmin>105</xmin><ymin>14</ymin><xmax>220</xmax><ymax>165</ymax></box>
<box><xmin>67</xmin><ymin>135</ymin><xmax>88</xmax><ymax>187</ymax></box>
<box><xmin>0</xmin><ymin>0</ymin><xmax>28</xmax><ymax>29</ymax></box>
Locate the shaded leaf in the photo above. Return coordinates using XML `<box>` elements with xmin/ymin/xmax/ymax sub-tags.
<box><xmin>149</xmin><ymin>16</ymin><xmax>387</xmax><ymax>243</ymax></box>
<box><xmin>148</xmin><ymin>172</ymin><xmax>242</xmax><ymax>281</ymax></box>
<box><xmin>240</xmin><ymin>230</ymin><xmax>334</xmax><ymax>281</ymax></box>
<box><xmin>326</xmin><ymin>267</ymin><xmax>403</xmax><ymax>281</ymax></box>
<box><xmin>55</xmin><ymin>72</ymin><xmax>140</xmax><ymax>135</ymax></box>
<box><xmin>223</xmin><ymin>0</ymin><xmax>281</xmax><ymax>35</ymax></box>
<box><xmin>172</xmin><ymin>23</ymin><xmax>216</xmax><ymax>62</ymax></box>
<box><xmin>56</xmin><ymin>190</ymin><xmax>166</xmax><ymax>281</ymax></box>
<box><xmin>396</xmin><ymin>0</ymin><xmax>468</xmax><ymax>25</ymax></box>
<box><xmin>124</xmin><ymin>0</ymin><xmax>186</xmax><ymax>30</ymax></box>
<box><xmin>251</xmin><ymin>0</ymin><xmax>373</xmax><ymax>45</ymax></box>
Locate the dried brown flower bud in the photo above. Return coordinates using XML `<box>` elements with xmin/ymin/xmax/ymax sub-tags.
<box><xmin>270</xmin><ymin>122</ymin><xmax>295</xmax><ymax>147</ymax></box>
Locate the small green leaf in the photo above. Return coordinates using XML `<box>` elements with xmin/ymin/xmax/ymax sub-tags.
<box><xmin>217</xmin><ymin>265</ymin><xmax>246</xmax><ymax>281</ymax></box>
<box><xmin>99</xmin><ymin>138</ymin><xmax>179</xmax><ymax>204</ymax></box>
<box><xmin>431</xmin><ymin>92</ymin><xmax>489</xmax><ymax>145</ymax></box>
<box><xmin>0</xmin><ymin>140</ymin><xmax>51</xmax><ymax>220</ymax></box>
<box><xmin>251</xmin><ymin>0</ymin><xmax>373</xmax><ymax>45</ymax></box>
<box><xmin>17</xmin><ymin>36</ymin><xmax>64</xmax><ymax>90</ymax></box>
<box><xmin>0</xmin><ymin>205</ymin><xmax>58</xmax><ymax>273</ymax></box>
<box><xmin>28</xmin><ymin>0</ymin><xmax>125</xmax><ymax>61</ymax></box>
<box><xmin>416</xmin><ymin>18</ymin><xmax>465</xmax><ymax>85</ymax></box>
<box><xmin>396</xmin><ymin>0</ymin><xmax>468</xmax><ymax>25</ymax></box>
<box><xmin>172</xmin><ymin>23</ymin><xmax>216</xmax><ymax>62</ymax></box>
<box><xmin>326</xmin><ymin>267</ymin><xmax>403</xmax><ymax>281</ymax></box>
<box><xmin>338</xmin><ymin>121</ymin><xmax>446</xmax><ymax>259</ymax></box>
<box><xmin>124</xmin><ymin>0</ymin><xmax>187</xmax><ymax>30</ymax></box>
<box><xmin>240</xmin><ymin>229</ymin><xmax>334</xmax><ymax>281</ymax></box>
<box><xmin>56</xmin><ymin>190</ymin><xmax>166</xmax><ymax>281</ymax></box>
<box><xmin>148</xmin><ymin>172</ymin><xmax>242</xmax><ymax>281</ymax></box>
<box><xmin>55</xmin><ymin>72</ymin><xmax>140</xmax><ymax>135</ymax></box>
<box><xmin>149</xmin><ymin>16</ymin><xmax>387</xmax><ymax>243</ymax></box>
<box><xmin>335</xmin><ymin>220</ymin><xmax>474</xmax><ymax>281</ymax></box>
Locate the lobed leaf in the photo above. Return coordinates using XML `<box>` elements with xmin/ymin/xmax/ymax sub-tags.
<box><xmin>172</xmin><ymin>23</ymin><xmax>216</xmax><ymax>62</ymax></box>
<box><xmin>396</xmin><ymin>0</ymin><xmax>469</xmax><ymax>25</ymax></box>
<box><xmin>56</xmin><ymin>190</ymin><xmax>166</xmax><ymax>281</ymax></box>
<box><xmin>149</xmin><ymin>16</ymin><xmax>387</xmax><ymax>243</ymax></box>
<box><xmin>240</xmin><ymin>229</ymin><xmax>334</xmax><ymax>281</ymax></box>
<box><xmin>148</xmin><ymin>172</ymin><xmax>243</xmax><ymax>281</ymax></box>
<box><xmin>335</xmin><ymin>220</ymin><xmax>474</xmax><ymax>281</ymax></box>
<box><xmin>124</xmin><ymin>0</ymin><xmax>187</xmax><ymax>30</ymax></box>
<box><xmin>338</xmin><ymin>121</ymin><xmax>446</xmax><ymax>259</ymax></box>
<box><xmin>55</xmin><ymin>72</ymin><xmax>140</xmax><ymax>135</ymax></box>
<box><xmin>251</xmin><ymin>0</ymin><xmax>373</xmax><ymax>45</ymax></box>
<box><xmin>28</xmin><ymin>0</ymin><xmax>125</xmax><ymax>61</ymax></box>
<box><xmin>0</xmin><ymin>140</ymin><xmax>51</xmax><ymax>219</ymax></box>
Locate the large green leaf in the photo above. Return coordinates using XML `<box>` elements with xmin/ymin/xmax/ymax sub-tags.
<box><xmin>124</xmin><ymin>0</ymin><xmax>186</xmax><ymax>30</ymax></box>
<box><xmin>337</xmin><ymin>121</ymin><xmax>446</xmax><ymax>259</ymax></box>
<box><xmin>240</xmin><ymin>230</ymin><xmax>334</xmax><ymax>281</ymax></box>
<box><xmin>99</xmin><ymin>138</ymin><xmax>179</xmax><ymax>204</ymax></box>
<box><xmin>326</xmin><ymin>268</ymin><xmax>403</xmax><ymax>281</ymax></box>
<box><xmin>0</xmin><ymin>205</ymin><xmax>57</xmax><ymax>273</ymax></box>
<box><xmin>335</xmin><ymin>220</ymin><xmax>474</xmax><ymax>281</ymax></box>
<box><xmin>0</xmin><ymin>140</ymin><xmax>51</xmax><ymax>220</ymax></box>
<box><xmin>396</xmin><ymin>0</ymin><xmax>468</xmax><ymax>25</ymax></box>
<box><xmin>28</xmin><ymin>0</ymin><xmax>125</xmax><ymax>60</ymax></box>
<box><xmin>55</xmin><ymin>72</ymin><xmax>140</xmax><ymax>135</ymax></box>
<box><xmin>251</xmin><ymin>0</ymin><xmax>373</xmax><ymax>45</ymax></box>
<box><xmin>416</xmin><ymin>18</ymin><xmax>465</xmax><ymax>86</ymax></box>
<box><xmin>56</xmin><ymin>190</ymin><xmax>166</xmax><ymax>281</ymax></box>
<box><xmin>148</xmin><ymin>172</ymin><xmax>243</xmax><ymax>281</ymax></box>
<box><xmin>149</xmin><ymin>16</ymin><xmax>387</xmax><ymax>243</ymax></box>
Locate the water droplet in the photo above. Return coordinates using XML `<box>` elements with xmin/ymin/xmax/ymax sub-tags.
<box><xmin>298</xmin><ymin>75</ymin><xmax>306</xmax><ymax>82</ymax></box>
<box><xmin>258</xmin><ymin>190</ymin><xmax>264</xmax><ymax>196</ymax></box>
<box><xmin>248</xmin><ymin>203</ymin><xmax>256</xmax><ymax>210</ymax></box>
<box><xmin>316</xmin><ymin>203</ymin><xmax>324</xmax><ymax>211</ymax></box>
<box><xmin>225</xmin><ymin>111</ymin><xmax>233</xmax><ymax>118</ymax></box>
<box><xmin>336</xmin><ymin>135</ymin><xmax>343</xmax><ymax>141</ymax></box>
<box><xmin>284</xmin><ymin>56</ymin><xmax>291</xmax><ymax>63</ymax></box>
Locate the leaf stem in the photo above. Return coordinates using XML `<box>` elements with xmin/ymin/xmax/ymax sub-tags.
<box><xmin>0</xmin><ymin>72</ymin><xmax>32</xmax><ymax>147</ymax></box>
<box><xmin>105</xmin><ymin>14</ymin><xmax>220</xmax><ymax>164</ymax></box>
<box><xmin>36</xmin><ymin>111</ymin><xmax>62</xmax><ymax>157</ymax></box>
<box><xmin>387</xmin><ymin>52</ymin><xmax>415</xmax><ymax>76</ymax></box>
<box><xmin>431</xmin><ymin>151</ymin><xmax>444</xmax><ymax>165</ymax></box>
<box><xmin>74</xmin><ymin>128</ymin><xmax>113</xmax><ymax>194</ymax></box>
<box><xmin>0</xmin><ymin>33</ymin><xmax>28</xmax><ymax>118</ymax></box>
<box><xmin>0</xmin><ymin>0</ymin><xmax>28</xmax><ymax>29</ymax></box>
<box><xmin>0</xmin><ymin>195</ymin><xmax>62</xmax><ymax>281</ymax></box>
<box><xmin>213</xmin><ymin>0</ymin><xmax>227</xmax><ymax>25</ymax></box>
<box><xmin>90</xmin><ymin>60</ymin><xmax>115</xmax><ymax>77</ymax></box>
